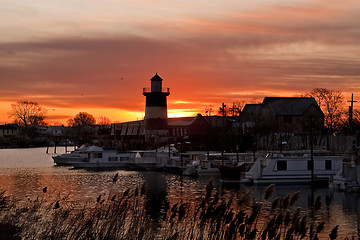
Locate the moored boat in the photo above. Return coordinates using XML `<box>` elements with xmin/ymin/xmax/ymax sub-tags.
<box><xmin>183</xmin><ymin>159</ymin><xmax>221</xmax><ymax>177</ymax></box>
<box><xmin>52</xmin><ymin>145</ymin><xmax>89</xmax><ymax>166</ymax></box>
<box><xmin>245</xmin><ymin>151</ymin><xmax>343</xmax><ymax>185</ymax></box>
<box><xmin>126</xmin><ymin>146</ymin><xmax>179</xmax><ymax>171</ymax></box>
<box><xmin>217</xmin><ymin>162</ymin><xmax>254</xmax><ymax>182</ymax></box>
<box><xmin>70</xmin><ymin>146</ymin><xmax>137</xmax><ymax>170</ymax></box>
<box><xmin>329</xmin><ymin>151</ymin><xmax>360</xmax><ymax>192</ymax></box>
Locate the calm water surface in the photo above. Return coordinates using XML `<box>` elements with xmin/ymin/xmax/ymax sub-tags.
<box><xmin>0</xmin><ymin>147</ymin><xmax>359</xmax><ymax>238</ymax></box>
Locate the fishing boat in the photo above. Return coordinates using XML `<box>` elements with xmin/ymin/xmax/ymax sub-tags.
<box><xmin>245</xmin><ymin>151</ymin><xmax>343</xmax><ymax>185</ymax></box>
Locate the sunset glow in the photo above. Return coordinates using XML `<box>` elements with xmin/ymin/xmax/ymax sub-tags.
<box><xmin>1</xmin><ymin>0</ymin><xmax>360</xmax><ymax>125</ymax></box>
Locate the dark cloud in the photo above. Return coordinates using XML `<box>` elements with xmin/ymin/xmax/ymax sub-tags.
<box><xmin>1</xmin><ymin>5</ymin><xmax>360</xmax><ymax>123</ymax></box>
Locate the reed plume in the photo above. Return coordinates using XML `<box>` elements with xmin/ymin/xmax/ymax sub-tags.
<box><xmin>0</xmin><ymin>178</ymin><xmax>351</xmax><ymax>239</ymax></box>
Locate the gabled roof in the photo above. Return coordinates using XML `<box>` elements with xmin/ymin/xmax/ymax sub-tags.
<box><xmin>0</xmin><ymin>124</ymin><xmax>18</xmax><ymax>129</ymax></box>
<box><xmin>168</xmin><ymin>114</ymin><xmax>218</xmax><ymax>128</ymax></box>
<box><xmin>203</xmin><ymin>116</ymin><xmax>225</xmax><ymax>128</ymax></box>
<box><xmin>239</xmin><ymin>104</ymin><xmax>261</xmax><ymax>121</ymax></box>
<box><xmin>262</xmin><ymin>97</ymin><xmax>321</xmax><ymax>116</ymax></box>
<box><xmin>168</xmin><ymin>117</ymin><xmax>195</xmax><ymax>126</ymax></box>
<box><xmin>242</xmin><ymin>104</ymin><xmax>261</xmax><ymax>115</ymax></box>
<box><xmin>48</xmin><ymin>126</ymin><xmax>65</xmax><ymax>130</ymax></box>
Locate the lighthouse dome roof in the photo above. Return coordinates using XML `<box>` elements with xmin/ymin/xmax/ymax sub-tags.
<box><xmin>150</xmin><ymin>72</ymin><xmax>163</xmax><ymax>81</ymax></box>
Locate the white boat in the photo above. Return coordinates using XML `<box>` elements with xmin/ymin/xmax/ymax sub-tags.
<box><xmin>52</xmin><ymin>145</ymin><xmax>89</xmax><ymax>166</ymax></box>
<box><xmin>70</xmin><ymin>146</ymin><xmax>137</xmax><ymax>170</ymax></box>
<box><xmin>183</xmin><ymin>160</ymin><xmax>220</xmax><ymax>177</ymax></box>
<box><xmin>245</xmin><ymin>151</ymin><xmax>343</xmax><ymax>185</ymax></box>
<box><xmin>126</xmin><ymin>146</ymin><xmax>179</xmax><ymax>171</ymax></box>
<box><xmin>182</xmin><ymin>152</ymin><xmax>255</xmax><ymax>177</ymax></box>
<box><xmin>126</xmin><ymin>151</ymin><xmax>160</xmax><ymax>171</ymax></box>
<box><xmin>329</xmin><ymin>153</ymin><xmax>360</xmax><ymax>191</ymax></box>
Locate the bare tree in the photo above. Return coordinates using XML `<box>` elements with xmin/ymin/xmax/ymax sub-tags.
<box><xmin>308</xmin><ymin>88</ymin><xmax>328</xmax><ymax>107</ymax></box>
<box><xmin>353</xmin><ymin>109</ymin><xmax>360</xmax><ymax>127</ymax></box>
<box><xmin>67</xmin><ymin>112</ymin><xmax>96</xmax><ymax>127</ymax></box>
<box><xmin>307</xmin><ymin>88</ymin><xmax>344</xmax><ymax>132</ymax></box>
<box><xmin>98</xmin><ymin>116</ymin><xmax>111</xmax><ymax>126</ymax></box>
<box><xmin>8</xmin><ymin>101</ymin><xmax>47</xmax><ymax>126</ymax></box>
<box><xmin>204</xmin><ymin>105</ymin><xmax>213</xmax><ymax>116</ymax></box>
<box><xmin>218</xmin><ymin>103</ymin><xmax>229</xmax><ymax>116</ymax></box>
<box><xmin>229</xmin><ymin>101</ymin><xmax>245</xmax><ymax>117</ymax></box>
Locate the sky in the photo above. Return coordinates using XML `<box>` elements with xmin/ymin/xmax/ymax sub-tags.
<box><xmin>1</xmin><ymin>0</ymin><xmax>360</xmax><ymax>125</ymax></box>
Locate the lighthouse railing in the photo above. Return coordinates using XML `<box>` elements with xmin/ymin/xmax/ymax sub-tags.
<box><xmin>143</xmin><ymin>87</ymin><xmax>170</xmax><ymax>93</ymax></box>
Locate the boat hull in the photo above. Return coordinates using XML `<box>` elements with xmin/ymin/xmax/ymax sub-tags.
<box><xmin>253</xmin><ymin>177</ymin><xmax>330</xmax><ymax>186</ymax></box>
<box><xmin>52</xmin><ymin>155</ymin><xmax>86</xmax><ymax>166</ymax></box>
<box><xmin>70</xmin><ymin>161</ymin><xmax>129</xmax><ymax>170</ymax></box>
<box><xmin>217</xmin><ymin>162</ymin><xmax>254</xmax><ymax>182</ymax></box>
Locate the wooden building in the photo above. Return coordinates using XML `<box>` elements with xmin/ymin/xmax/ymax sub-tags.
<box><xmin>240</xmin><ymin>97</ymin><xmax>324</xmax><ymax>135</ymax></box>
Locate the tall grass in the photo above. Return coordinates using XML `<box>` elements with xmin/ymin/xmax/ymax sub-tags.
<box><xmin>0</xmin><ymin>178</ymin><xmax>352</xmax><ymax>240</ymax></box>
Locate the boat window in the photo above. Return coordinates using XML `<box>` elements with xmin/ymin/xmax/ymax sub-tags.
<box><xmin>94</xmin><ymin>153</ymin><xmax>103</xmax><ymax>158</ymax></box>
<box><xmin>277</xmin><ymin>160</ymin><xmax>287</xmax><ymax>171</ymax></box>
<box><xmin>109</xmin><ymin>157</ymin><xmax>117</xmax><ymax>161</ymax></box>
<box><xmin>307</xmin><ymin>160</ymin><xmax>313</xmax><ymax>170</ymax></box>
<box><xmin>325</xmin><ymin>160</ymin><xmax>332</xmax><ymax>170</ymax></box>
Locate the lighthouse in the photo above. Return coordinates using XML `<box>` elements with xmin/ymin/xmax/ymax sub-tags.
<box><xmin>143</xmin><ymin>73</ymin><xmax>170</xmax><ymax>144</ymax></box>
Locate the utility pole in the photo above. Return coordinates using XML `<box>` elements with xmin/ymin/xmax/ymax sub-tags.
<box><xmin>348</xmin><ymin>93</ymin><xmax>357</xmax><ymax>129</ymax></box>
<box><xmin>220</xmin><ymin>103</ymin><xmax>226</xmax><ymax>165</ymax></box>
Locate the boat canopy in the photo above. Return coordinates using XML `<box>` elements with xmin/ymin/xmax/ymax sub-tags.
<box><xmin>84</xmin><ymin>146</ymin><xmax>104</xmax><ymax>152</ymax></box>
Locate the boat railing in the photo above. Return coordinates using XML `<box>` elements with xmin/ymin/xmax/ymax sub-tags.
<box><xmin>266</xmin><ymin>150</ymin><xmax>345</xmax><ymax>157</ymax></box>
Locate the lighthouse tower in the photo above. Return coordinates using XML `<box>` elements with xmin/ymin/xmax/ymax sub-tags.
<box><xmin>143</xmin><ymin>73</ymin><xmax>170</xmax><ymax>144</ymax></box>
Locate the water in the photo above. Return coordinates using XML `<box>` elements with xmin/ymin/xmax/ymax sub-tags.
<box><xmin>0</xmin><ymin>147</ymin><xmax>359</xmax><ymax>238</ymax></box>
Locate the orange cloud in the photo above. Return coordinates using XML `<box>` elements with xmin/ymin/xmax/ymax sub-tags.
<box><xmin>1</xmin><ymin>0</ymin><xmax>360</xmax><ymax>124</ymax></box>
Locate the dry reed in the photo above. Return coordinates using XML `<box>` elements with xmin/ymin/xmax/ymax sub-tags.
<box><xmin>0</xmin><ymin>176</ymin><xmax>349</xmax><ymax>240</ymax></box>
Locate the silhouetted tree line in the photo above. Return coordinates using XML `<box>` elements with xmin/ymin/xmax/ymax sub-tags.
<box><xmin>4</xmin><ymin>88</ymin><xmax>360</xmax><ymax>149</ymax></box>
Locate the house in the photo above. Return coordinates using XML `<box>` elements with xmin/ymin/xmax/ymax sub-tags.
<box><xmin>47</xmin><ymin>126</ymin><xmax>66</xmax><ymax>137</ymax></box>
<box><xmin>240</xmin><ymin>97</ymin><xmax>324</xmax><ymax>135</ymax></box>
<box><xmin>239</xmin><ymin>104</ymin><xmax>261</xmax><ymax>133</ymax></box>
<box><xmin>168</xmin><ymin>114</ymin><xmax>212</xmax><ymax>138</ymax></box>
<box><xmin>0</xmin><ymin>124</ymin><xmax>19</xmax><ymax>139</ymax></box>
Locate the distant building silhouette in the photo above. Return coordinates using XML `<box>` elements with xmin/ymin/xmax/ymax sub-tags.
<box><xmin>114</xmin><ymin>114</ymin><xmax>223</xmax><ymax>151</ymax></box>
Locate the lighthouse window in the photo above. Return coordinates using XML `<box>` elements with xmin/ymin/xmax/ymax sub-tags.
<box><xmin>325</xmin><ymin>160</ymin><xmax>332</xmax><ymax>170</ymax></box>
<box><xmin>277</xmin><ymin>160</ymin><xmax>287</xmax><ymax>171</ymax></box>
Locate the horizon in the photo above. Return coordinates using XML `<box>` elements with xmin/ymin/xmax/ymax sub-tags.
<box><xmin>1</xmin><ymin>0</ymin><xmax>360</xmax><ymax>125</ymax></box>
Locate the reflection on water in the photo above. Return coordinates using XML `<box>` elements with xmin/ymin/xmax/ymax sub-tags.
<box><xmin>0</xmin><ymin>147</ymin><xmax>359</xmax><ymax>238</ymax></box>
